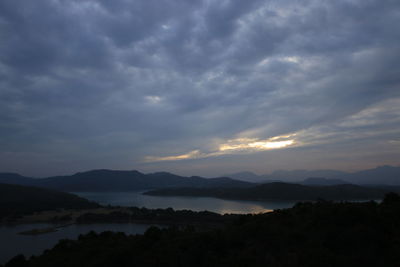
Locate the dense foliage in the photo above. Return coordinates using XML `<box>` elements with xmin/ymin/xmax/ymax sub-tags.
<box><xmin>0</xmin><ymin>183</ymin><xmax>99</xmax><ymax>221</ymax></box>
<box><xmin>4</xmin><ymin>193</ymin><xmax>400</xmax><ymax>267</ymax></box>
<box><xmin>76</xmin><ymin>207</ymin><xmax>236</xmax><ymax>226</ymax></box>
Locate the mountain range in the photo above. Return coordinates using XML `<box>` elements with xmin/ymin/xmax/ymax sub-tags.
<box><xmin>0</xmin><ymin>165</ymin><xmax>399</xmax><ymax>193</ymax></box>
<box><xmin>0</xmin><ymin>169</ymin><xmax>252</xmax><ymax>192</ymax></box>
<box><xmin>224</xmin><ymin>165</ymin><xmax>400</xmax><ymax>185</ymax></box>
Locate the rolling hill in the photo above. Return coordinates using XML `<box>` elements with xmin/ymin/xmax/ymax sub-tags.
<box><xmin>145</xmin><ymin>182</ymin><xmax>393</xmax><ymax>201</ymax></box>
<box><xmin>0</xmin><ymin>170</ymin><xmax>253</xmax><ymax>192</ymax></box>
<box><xmin>1</xmin><ymin>165</ymin><xmax>399</xmax><ymax>194</ymax></box>
<box><xmin>225</xmin><ymin>166</ymin><xmax>400</xmax><ymax>185</ymax></box>
<box><xmin>0</xmin><ymin>183</ymin><xmax>99</xmax><ymax>220</ymax></box>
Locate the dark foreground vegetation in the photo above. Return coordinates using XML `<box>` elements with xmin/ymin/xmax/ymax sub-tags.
<box><xmin>4</xmin><ymin>193</ymin><xmax>400</xmax><ymax>267</ymax></box>
<box><xmin>145</xmin><ymin>182</ymin><xmax>391</xmax><ymax>201</ymax></box>
<box><xmin>76</xmin><ymin>207</ymin><xmax>236</xmax><ymax>226</ymax></box>
<box><xmin>0</xmin><ymin>183</ymin><xmax>99</xmax><ymax>221</ymax></box>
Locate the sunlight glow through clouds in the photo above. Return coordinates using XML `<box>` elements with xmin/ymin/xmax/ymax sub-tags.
<box><xmin>144</xmin><ymin>150</ymin><xmax>204</xmax><ymax>162</ymax></box>
<box><xmin>143</xmin><ymin>97</ymin><xmax>400</xmax><ymax>163</ymax></box>
<box><xmin>145</xmin><ymin>135</ymin><xmax>296</xmax><ymax>162</ymax></box>
<box><xmin>219</xmin><ymin>138</ymin><xmax>294</xmax><ymax>151</ymax></box>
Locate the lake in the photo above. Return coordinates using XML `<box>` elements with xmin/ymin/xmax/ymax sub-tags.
<box><xmin>74</xmin><ymin>191</ymin><xmax>296</xmax><ymax>214</ymax></box>
<box><xmin>0</xmin><ymin>223</ymin><xmax>158</xmax><ymax>264</ymax></box>
<box><xmin>0</xmin><ymin>192</ymin><xmax>296</xmax><ymax>264</ymax></box>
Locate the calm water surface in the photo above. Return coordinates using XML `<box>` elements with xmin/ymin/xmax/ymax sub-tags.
<box><xmin>0</xmin><ymin>192</ymin><xmax>296</xmax><ymax>263</ymax></box>
<box><xmin>0</xmin><ymin>223</ymin><xmax>156</xmax><ymax>264</ymax></box>
<box><xmin>74</xmin><ymin>191</ymin><xmax>296</xmax><ymax>214</ymax></box>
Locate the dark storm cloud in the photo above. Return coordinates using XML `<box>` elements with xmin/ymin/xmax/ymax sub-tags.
<box><xmin>0</xmin><ymin>0</ymin><xmax>399</xmax><ymax>176</ymax></box>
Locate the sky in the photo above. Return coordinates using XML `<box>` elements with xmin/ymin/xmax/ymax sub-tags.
<box><xmin>0</xmin><ymin>0</ymin><xmax>399</xmax><ymax>177</ymax></box>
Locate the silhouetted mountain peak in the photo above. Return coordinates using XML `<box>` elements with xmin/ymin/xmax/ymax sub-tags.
<box><xmin>151</xmin><ymin>171</ymin><xmax>171</xmax><ymax>175</ymax></box>
<box><xmin>231</xmin><ymin>171</ymin><xmax>259</xmax><ymax>177</ymax></box>
<box><xmin>1</xmin><ymin>166</ymin><xmax>400</xmax><ymax>192</ymax></box>
<box><xmin>74</xmin><ymin>169</ymin><xmax>144</xmax><ymax>176</ymax></box>
<box><xmin>0</xmin><ymin>169</ymin><xmax>253</xmax><ymax>192</ymax></box>
<box><xmin>340</xmin><ymin>165</ymin><xmax>400</xmax><ymax>185</ymax></box>
<box><xmin>149</xmin><ymin>172</ymin><xmax>182</xmax><ymax>177</ymax></box>
<box><xmin>223</xmin><ymin>171</ymin><xmax>264</xmax><ymax>183</ymax></box>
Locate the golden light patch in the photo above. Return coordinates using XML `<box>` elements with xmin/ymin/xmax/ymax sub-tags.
<box><xmin>144</xmin><ymin>150</ymin><xmax>202</xmax><ymax>162</ymax></box>
<box><xmin>219</xmin><ymin>136</ymin><xmax>295</xmax><ymax>151</ymax></box>
<box><xmin>144</xmin><ymin>134</ymin><xmax>296</xmax><ymax>162</ymax></box>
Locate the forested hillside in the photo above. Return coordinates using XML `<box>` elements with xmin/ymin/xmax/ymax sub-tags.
<box><xmin>145</xmin><ymin>182</ymin><xmax>391</xmax><ymax>201</ymax></box>
<box><xmin>0</xmin><ymin>183</ymin><xmax>98</xmax><ymax>220</ymax></box>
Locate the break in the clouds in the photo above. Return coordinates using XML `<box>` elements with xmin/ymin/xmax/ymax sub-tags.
<box><xmin>0</xmin><ymin>0</ymin><xmax>399</xmax><ymax>177</ymax></box>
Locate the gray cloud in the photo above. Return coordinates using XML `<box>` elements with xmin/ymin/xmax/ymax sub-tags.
<box><xmin>0</xmin><ymin>0</ymin><xmax>399</xmax><ymax>176</ymax></box>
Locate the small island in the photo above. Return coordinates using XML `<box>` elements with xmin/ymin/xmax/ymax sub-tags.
<box><xmin>18</xmin><ymin>227</ymin><xmax>58</xmax><ymax>236</ymax></box>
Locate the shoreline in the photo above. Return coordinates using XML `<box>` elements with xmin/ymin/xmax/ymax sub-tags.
<box><xmin>1</xmin><ymin>206</ymin><xmax>236</xmax><ymax>234</ymax></box>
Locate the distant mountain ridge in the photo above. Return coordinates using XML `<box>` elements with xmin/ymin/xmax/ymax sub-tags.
<box><xmin>224</xmin><ymin>165</ymin><xmax>400</xmax><ymax>185</ymax></box>
<box><xmin>338</xmin><ymin>165</ymin><xmax>400</xmax><ymax>185</ymax></box>
<box><xmin>224</xmin><ymin>170</ymin><xmax>350</xmax><ymax>183</ymax></box>
<box><xmin>1</xmin><ymin>165</ymin><xmax>399</xmax><ymax>193</ymax></box>
<box><xmin>0</xmin><ymin>169</ymin><xmax>253</xmax><ymax>192</ymax></box>
<box><xmin>222</xmin><ymin>171</ymin><xmax>264</xmax><ymax>183</ymax></box>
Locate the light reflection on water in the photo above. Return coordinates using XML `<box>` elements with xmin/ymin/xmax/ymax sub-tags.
<box><xmin>74</xmin><ymin>191</ymin><xmax>295</xmax><ymax>214</ymax></box>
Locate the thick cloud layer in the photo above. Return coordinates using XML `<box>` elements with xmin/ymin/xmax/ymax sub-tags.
<box><xmin>0</xmin><ymin>0</ymin><xmax>399</xmax><ymax>176</ymax></box>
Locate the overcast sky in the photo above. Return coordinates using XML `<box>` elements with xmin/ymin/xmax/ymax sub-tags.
<box><xmin>0</xmin><ymin>0</ymin><xmax>399</xmax><ymax>177</ymax></box>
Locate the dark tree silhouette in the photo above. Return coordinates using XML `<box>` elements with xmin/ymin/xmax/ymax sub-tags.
<box><xmin>6</xmin><ymin>193</ymin><xmax>400</xmax><ymax>267</ymax></box>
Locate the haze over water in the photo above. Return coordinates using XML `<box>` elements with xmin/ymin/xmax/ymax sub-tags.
<box><xmin>75</xmin><ymin>192</ymin><xmax>295</xmax><ymax>214</ymax></box>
